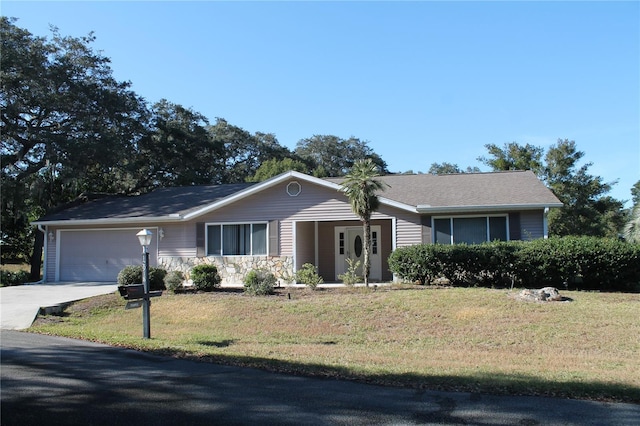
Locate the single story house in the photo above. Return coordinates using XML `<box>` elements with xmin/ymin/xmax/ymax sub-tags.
<box><xmin>32</xmin><ymin>170</ymin><xmax>562</xmax><ymax>284</ymax></box>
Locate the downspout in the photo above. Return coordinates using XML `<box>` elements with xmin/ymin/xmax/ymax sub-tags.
<box><xmin>36</xmin><ymin>224</ymin><xmax>47</xmax><ymax>283</ymax></box>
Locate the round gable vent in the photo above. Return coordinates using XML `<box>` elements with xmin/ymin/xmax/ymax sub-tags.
<box><xmin>287</xmin><ymin>181</ymin><xmax>301</xmax><ymax>197</ymax></box>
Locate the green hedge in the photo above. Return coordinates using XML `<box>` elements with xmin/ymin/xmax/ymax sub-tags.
<box><xmin>388</xmin><ymin>237</ymin><xmax>640</xmax><ymax>292</ymax></box>
<box><xmin>515</xmin><ymin>237</ymin><xmax>640</xmax><ymax>292</ymax></box>
<box><xmin>117</xmin><ymin>265</ymin><xmax>167</xmax><ymax>291</ymax></box>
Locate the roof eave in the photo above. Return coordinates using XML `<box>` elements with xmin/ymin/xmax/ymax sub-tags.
<box><xmin>31</xmin><ymin>215</ymin><xmax>183</xmax><ymax>227</ymax></box>
<box><xmin>416</xmin><ymin>203</ymin><xmax>563</xmax><ymax>214</ymax></box>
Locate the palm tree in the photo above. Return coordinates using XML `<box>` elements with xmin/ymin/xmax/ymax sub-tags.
<box><xmin>623</xmin><ymin>206</ymin><xmax>640</xmax><ymax>243</ymax></box>
<box><xmin>341</xmin><ymin>159</ymin><xmax>387</xmax><ymax>287</ymax></box>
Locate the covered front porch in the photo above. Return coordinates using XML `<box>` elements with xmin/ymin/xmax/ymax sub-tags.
<box><xmin>292</xmin><ymin>219</ymin><xmax>394</xmax><ymax>283</ymax></box>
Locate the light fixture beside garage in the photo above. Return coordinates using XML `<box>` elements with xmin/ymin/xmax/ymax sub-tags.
<box><xmin>137</xmin><ymin>228</ymin><xmax>153</xmax><ymax>248</ymax></box>
<box><xmin>48</xmin><ymin>231</ymin><xmax>55</xmax><ymax>242</ymax></box>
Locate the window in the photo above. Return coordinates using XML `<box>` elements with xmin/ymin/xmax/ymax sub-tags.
<box><xmin>372</xmin><ymin>231</ymin><xmax>378</xmax><ymax>255</ymax></box>
<box><xmin>433</xmin><ymin>216</ymin><xmax>508</xmax><ymax>245</ymax></box>
<box><xmin>207</xmin><ymin>223</ymin><xmax>267</xmax><ymax>256</ymax></box>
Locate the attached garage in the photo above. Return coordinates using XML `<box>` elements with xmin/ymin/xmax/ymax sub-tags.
<box><xmin>58</xmin><ymin>229</ymin><xmax>158</xmax><ymax>282</ymax></box>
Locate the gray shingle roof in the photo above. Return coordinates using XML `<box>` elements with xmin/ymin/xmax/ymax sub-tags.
<box><xmin>351</xmin><ymin>170</ymin><xmax>560</xmax><ymax>208</ymax></box>
<box><xmin>40</xmin><ymin>183</ymin><xmax>255</xmax><ymax>221</ymax></box>
<box><xmin>37</xmin><ymin>170</ymin><xmax>560</xmax><ymax>223</ymax></box>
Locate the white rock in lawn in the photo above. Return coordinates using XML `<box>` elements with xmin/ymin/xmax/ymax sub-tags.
<box><xmin>517</xmin><ymin>287</ymin><xmax>565</xmax><ymax>302</ymax></box>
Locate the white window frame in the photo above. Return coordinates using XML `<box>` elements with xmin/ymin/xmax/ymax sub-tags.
<box><xmin>432</xmin><ymin>214</ymin><xmax>510</xmax><ymax>244</ymax></box>
<box><xmin>206</xmin><ymin>222</ymin><xmax>269</xmax><ymax>256</ymax></box>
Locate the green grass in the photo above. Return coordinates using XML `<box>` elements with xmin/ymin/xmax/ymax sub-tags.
<box><xmin>29</xmin><ymin>286</ymin><xmax>640</xmax><ymax>403</ymax></box>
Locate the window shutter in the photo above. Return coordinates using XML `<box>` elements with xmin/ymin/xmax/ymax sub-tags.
<box><xmin>509</xmin><ymin>213</ymin><xmax>521</xmax><ymax>241</ymax></box>
<box><xmin>196</xmin><ymin>222</ymin><xmax>205</xmax><ymax>257</ymax></box>
<box><xmin>268</xmin><ymin>220</ymin><xmax>279</xmax><ymax>256</ymax></box>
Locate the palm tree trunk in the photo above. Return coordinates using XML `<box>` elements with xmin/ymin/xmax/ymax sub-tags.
<box><xmin>363</xmin><ymin>219</ymin><xmax>371</xmax><ymax>287</ymax></box>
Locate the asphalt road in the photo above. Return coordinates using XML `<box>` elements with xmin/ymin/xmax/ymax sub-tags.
<box><xmin>2</xmin><ymin>330</ymin><xmax>638</xmax><ymax>425</ymax></box>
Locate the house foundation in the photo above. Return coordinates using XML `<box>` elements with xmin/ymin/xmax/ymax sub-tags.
<box><xmin>159</xmin><ymin>256</ymin><xmax>295</xmax><ymax>286</ymax></box>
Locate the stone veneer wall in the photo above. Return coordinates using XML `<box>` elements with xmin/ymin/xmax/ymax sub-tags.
<box><xmin>159</xmin><ymin>256</ymin><xmax>294</xmax><ymax>286</ymax></box>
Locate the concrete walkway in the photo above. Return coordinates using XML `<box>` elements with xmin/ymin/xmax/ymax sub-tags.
<box><xmin>0</xmin><ymin>282</ymin><xmax>119</xmax><ymax>330</ymax></box>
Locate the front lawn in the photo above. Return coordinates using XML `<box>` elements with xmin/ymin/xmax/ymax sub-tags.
<box><xmin>29</xmin><ymin>286</ymin><xmax>640</xmax><ymax>403</ymax></box>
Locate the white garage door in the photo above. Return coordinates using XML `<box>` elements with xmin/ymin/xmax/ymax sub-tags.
<box><xmin>59</xmin><ymin>229</ymin><xmax>158</xmax><ymax>282</ymax></box>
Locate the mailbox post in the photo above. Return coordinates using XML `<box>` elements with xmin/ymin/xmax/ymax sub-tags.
<box><xmin>136</xmin><ymin>229</ymin><xmax>153</xmax><ymax>339</ymax></box>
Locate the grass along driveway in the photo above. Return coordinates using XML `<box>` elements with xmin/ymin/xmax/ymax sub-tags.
<box><xmin>29</xmin><ymin>286</ymin><xmax>640</xmax><ymax>402</ymax></box>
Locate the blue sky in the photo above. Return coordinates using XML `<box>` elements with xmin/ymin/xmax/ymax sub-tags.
<box><xmin>4</xmin><ymin>1</ymin><xmax>639</xmax><ymax>206</ymax></box>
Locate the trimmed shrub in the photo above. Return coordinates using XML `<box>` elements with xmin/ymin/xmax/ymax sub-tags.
<box><xmin>387</xmin><ymin>244</ymin><xmax>446</xmax><ymax>285</ymax></box>
<box><xmin>117</xmin><ymin>265</ymin><xmax>167</xmax><ymax>291</ymax></box>
<box><xmin>243</xmin><ymin>269</ymin><xmax>276</xmax><ymax>296</ymax></box>
<box><xmin>515</xmin><ymin>237</ymin><xmax>640</xmax><ymax>292</ymax></box>
<box><xmin>389</xmin><ymin>238</ymin><xmax>640</xmax><ymax>292</ymax></box>
<box><xmin>295</xmin><ymin>263</ymin><xmax>323</xmax><ymax>290</ymax></box>
<box><xmin>191</xmin><ymin>264</ymin><xmax>221</xmax><ymax>291</ymax></box>
<box><xmin>389</xmin><ymin>242</ymin><xmax>520</xmax><ymax>287</ymax></box>
<box><xmin>164</xmin><ymin>270</ymin><xmax>184</xmax><ymax>293</ymax></box>
<box><xmin>0</xmin><ymin>270</ymin><xmax>30</xmax><ymax>287</ymax></box>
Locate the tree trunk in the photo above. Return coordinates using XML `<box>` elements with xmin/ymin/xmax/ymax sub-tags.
<box><xmin>363</xmin><ymin>219</ymin><xmax>371</xmax><ymax>287</ymax></box>
<box><xmin>30</xmin><ymin>227</ymin><xmax>44</xmax><ymax>281</ymax></box>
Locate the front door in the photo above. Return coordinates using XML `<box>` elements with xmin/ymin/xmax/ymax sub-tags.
<box><xmin>347</xmin><ymin>228</ymin><xmax>365</xmax><ymax>276</ymax></box>
<box><xmin>335</xmin><ymin>226</ymin><xmax>381</xmax><ymax>282</ymax></box>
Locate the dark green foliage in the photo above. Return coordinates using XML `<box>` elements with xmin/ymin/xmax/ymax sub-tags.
<box><xmin>389</xmin><ymin>238</ymin><xmax>640</xmax><ymax>292</ymax></box>
<box><xmin>190</xmin><ymin>264</ymin><xmax>221</xmax><ymax>291</ymax></box>
<box><xmin>117</xmin><ymin>265</ymin><xmax>167</xmax><ymax>291</ymax></box>
<box><xmin>388</xmin><ymin>242</ymin><xmax>521</xmax><ymax>287</ymax></box>
<box><xmin>243</xmin><ymin>269</ymin><xmax>276</xmax><ymax>296</ymax></box>
<box><xmin>164</xmin><ymin>270</ymin><xmax>184</xmax><ymax>293</ymax></box>
<box><xmin>295</xmin><ymin>135</ymin><xmax>388</xmax><ymax>177</ymax></box>
<box><xmin>515</xmin><ymin>237</ymin><xmax>640</xmax><ymax>292</ymax></box>
<box><xmin>0</xmin><ymin>270</ymin><xmax>31</xmax><ymax>287</ymax></box>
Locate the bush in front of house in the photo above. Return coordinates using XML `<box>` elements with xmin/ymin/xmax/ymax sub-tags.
<box><xmin>190</xmin><ymin>264</ymin><xmax>221</xmax><ymax>291</ymax></box>
<box><xmin>117</xmin><ymin>265</ymin><xmax>167</xmax><ymax>291</ymax></box>
<box><xmin>388</xmin><ymin>237</ymin><xmax>640</xmax><ymax>292</ymax></box>
<box><xmin>295</xmin><ymin>263</ymin><xmax>323</xmax><ymax>290</ymax></box>
<box><xmin>164</xmin><ymin>270</ymin><xmax>184</xmax><ymax>293</ymax></box>
<box><xmin>514</xmin><ymin>236</ymin><xmax>640</xmax><ymax>292</ymax></box>
<box><xmin>388</xmin><ymin>244</ymin><xmax>442</xmax><ymax>285</ymax></box>
<box><xmin>243</xmin><ymin>269</ymin><xmax>276</xmax><ymax>296</ymax></box>
<box><xmin>338</xmin><ymin>258</ymin><xmax>361</xmax><ymax>286</ymax></box>
<box><xmin>0</xmin><ymin>270</ymin><xmax>30</xmax><ymax>287</ymax></box>
<box><xmin>388</xmin><ymin>241</ymin><xmax>521</xmax><ymax>287</ymax></box>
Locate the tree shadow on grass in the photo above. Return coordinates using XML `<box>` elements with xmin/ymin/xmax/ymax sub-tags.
<box><xmin>144</xmin><ymin>346</ymin><xmax>640</xmax><ymax>404</ymax></box>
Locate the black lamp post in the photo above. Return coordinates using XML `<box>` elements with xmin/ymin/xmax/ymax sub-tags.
<box><xmin>136</xmin><ymin>229</ymin><xmax>153</xmax><ymax>339</ymax></box>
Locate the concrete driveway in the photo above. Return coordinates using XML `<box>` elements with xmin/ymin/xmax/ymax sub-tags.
<box><xmin>0</xmin><ymin>282</ymin><xmax>118</xmax><ymax>330</ymax></box>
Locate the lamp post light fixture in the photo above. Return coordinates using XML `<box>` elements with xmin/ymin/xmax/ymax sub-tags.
<box><xmin>136</xmin><ymin>229</ymin><xmax>153</xmax><ymax>339</ymax></box>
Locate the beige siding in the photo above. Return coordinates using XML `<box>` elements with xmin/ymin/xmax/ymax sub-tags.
<box><xmin>158</xmin><ymin>223</ymin><xmax>197</xmax><ymax>257</ymax></box>
<box><xmin>381</xmin><ymin>206</ymin><xmax>423</xmax><ymax>247</ymax></box>
<box><xmin>193</xmin><ymin>179</ymin><xmax>399</xmax><ymax>256</ymax></box>
<box><xmin>520</xmin><ymin>211</ymin><xmax>544</xmax><ymax>240</ymax></box>
<box><xmin>45</xmin><ymin>227</ymin><xmax>58</xmax><ymax>281</ymax></box>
